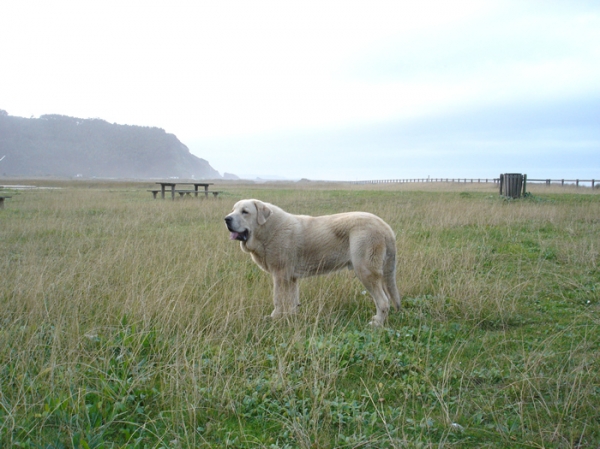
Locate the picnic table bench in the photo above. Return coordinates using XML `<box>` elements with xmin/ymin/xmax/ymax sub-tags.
<box><xmin>0</xmin><ymin>196</ymin><xmax>12</xmax><ymax>209</ymax></box>
<box><xmin>149</xmin><ymin>182</ymin><xmax>222</xmax><ymax>200</ymax></box>
<box><xmin>148</xmin><ymin>189</ymin><xmax>223</xmax><ymax>199</ymax></box>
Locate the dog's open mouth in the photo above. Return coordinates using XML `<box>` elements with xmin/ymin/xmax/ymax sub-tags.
<box><xmin>229</xmin><ymin>229</ymin><xmax>249</xmax><ymax>241</ymax></box>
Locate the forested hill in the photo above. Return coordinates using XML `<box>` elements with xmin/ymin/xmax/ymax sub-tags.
<box><xmin>0</xmin><ymin>110</ymin><xmax>221</xmax><ymax>179</ymax></box>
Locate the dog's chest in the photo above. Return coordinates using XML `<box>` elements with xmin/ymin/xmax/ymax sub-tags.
<box><xmin>249</xmin><ymin>252</ymin><xmax>270</xmax><ymax>272</ymax></box>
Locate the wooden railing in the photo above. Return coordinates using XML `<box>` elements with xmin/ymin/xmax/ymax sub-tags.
<box><xmin>527</xmin><ymin>179</ymin><xmax>597</xmax><ymax>188</ymax></box>
<box><xmin>353</xmin><ymin>178</ymin><xmax>499</xmax><ymax>185</ymax></box>
<box><xmin>353</xmin><ymin>178</ymin><xmax>597</xmax><ymax>188</ymax></box>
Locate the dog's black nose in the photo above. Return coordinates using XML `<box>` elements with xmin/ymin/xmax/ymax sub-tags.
<box><xmin>225</xmin><ymin>216</ymin><xmax>232</xmax><ymax>224</ymax></box>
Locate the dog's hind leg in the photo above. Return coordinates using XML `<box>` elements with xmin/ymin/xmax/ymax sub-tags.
<box><xmin>350</xmin><ymin>236</ymin><xmax>391</xmax><ymax>325</ymax></box>
<box><xmin>354</xmin><ymin>266</ymin><xmax>390</xmax><ymax>326</ymax></box>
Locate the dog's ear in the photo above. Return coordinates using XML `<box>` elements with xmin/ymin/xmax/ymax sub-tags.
<box><xmin>254</xmin><ymin>201</ymin><xmax>272</xmax><ymax>225</ymax></box>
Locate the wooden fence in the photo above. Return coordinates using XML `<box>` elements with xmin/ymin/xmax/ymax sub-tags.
<box><xmin>527</xmin><ymin>179</ymin><xmax>597</xmax><ymax>188</ymax></box>
<box><xmin>353</xmin><ymin>178</ymin><xmax>597</xmax><ymax>188</ymax></box>
<box><xmin>353</xmin><ymin>178</ymin><xmax>499</xmax><ymax>185</ymax></box>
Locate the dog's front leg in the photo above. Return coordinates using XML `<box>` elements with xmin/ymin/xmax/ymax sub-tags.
<box><xmin>271</xmin><ymin>275</ymin><xmax>300</xmax><ymax>318</ymax></box>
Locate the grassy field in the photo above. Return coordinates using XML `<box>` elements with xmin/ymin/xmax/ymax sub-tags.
<box><xmin>1</xmin><ymin>181</ymin><xmax>599</xmax><ymax>448</ymax></box>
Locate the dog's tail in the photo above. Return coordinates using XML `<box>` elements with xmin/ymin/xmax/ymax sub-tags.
<box><xmin>384</xmin><ymin>240</ymin><xmax>402</xmax><ymax>311</ymax></box>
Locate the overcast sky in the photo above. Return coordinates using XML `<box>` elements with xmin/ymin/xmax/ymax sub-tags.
<box><xmin>1</xmin><ymin>1</ymin><xmax>599</xmax><ymax>180</ymax></box>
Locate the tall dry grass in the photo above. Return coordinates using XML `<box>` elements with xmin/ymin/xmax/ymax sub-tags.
<box><xmin>1</xmin><ymin>182</ymin><xmax>599</xmax><ymax>447</ymax></box>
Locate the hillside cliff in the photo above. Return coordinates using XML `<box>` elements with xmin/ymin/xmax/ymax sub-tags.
<box><xmin>0</xmin><ymin>110</ymin><xmax>220</xmax><ymax>179</ymax></box>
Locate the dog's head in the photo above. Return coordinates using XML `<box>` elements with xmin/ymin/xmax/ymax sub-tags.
<box><xmin>224</xmin><ymin>199</ymin><xmax>272</xmax><ymax>242</ymax></box>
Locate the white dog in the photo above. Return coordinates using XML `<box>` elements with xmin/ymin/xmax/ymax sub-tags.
<box><xmin>225</xmin><ymin>199</ymin><xmax>401</xmax><ymax>325</ymax></box>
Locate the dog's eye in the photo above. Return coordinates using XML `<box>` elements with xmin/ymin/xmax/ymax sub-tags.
<box><xmin>241</xmin><ymin>209</ymin><xmax>249</xmax><ymax>215</ymax></box>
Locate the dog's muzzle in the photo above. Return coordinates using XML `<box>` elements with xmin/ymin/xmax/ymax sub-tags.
<box><xmin>225</xmin><ymin>216</ymin><xmax>249</xmax><ymax>241</ymax></box>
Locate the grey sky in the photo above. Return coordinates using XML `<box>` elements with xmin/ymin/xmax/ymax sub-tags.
<box><xmin>1</xmin><ymin>1</ymin><xmax>599</xmax><ymax>180</ymax></box>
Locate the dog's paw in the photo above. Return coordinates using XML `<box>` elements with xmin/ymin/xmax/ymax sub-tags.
<box><xmin>269</xmin><ymin>310</ymin><xmax>284</xmax><ymax>320</ymax></box>
<box><xmin>368</xmin><ymin>319</ymin><xmax>384</xmax><ymax>327</ymax></box>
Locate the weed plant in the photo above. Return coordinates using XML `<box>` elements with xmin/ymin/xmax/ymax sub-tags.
<box><xmin>1</xmin><ymin>181</ymin><xmax>599</xmax><ymax>448</ymax></box>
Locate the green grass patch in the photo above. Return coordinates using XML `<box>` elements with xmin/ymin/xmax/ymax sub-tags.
<box><xmin>1</xmin><ymin>182</ymin><xmax>599</xmax><ymax>448</ymax></box>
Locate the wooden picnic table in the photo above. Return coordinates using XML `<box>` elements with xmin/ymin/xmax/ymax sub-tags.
<box><xmin>151</xmin><ymin>182</ymin><xmax>217</xmax><ymax>200</ymax></box>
